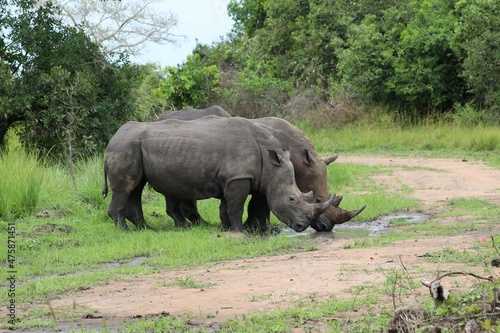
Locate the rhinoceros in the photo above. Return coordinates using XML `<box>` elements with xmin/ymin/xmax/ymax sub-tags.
<box><xmin>158</xmin><ymin>106</ymin><xmax>231</xmax><ymax>121</ymax></box>
<box><xmin>102</xmin><ymin>116</ymin><xmax>335</xmax><ymax>232</ymax></box>
<box><xmin>248</xmin><ymin>117</ymin><xmax>365</xmax><ymax>232</ymax></box>
<box><xmin>159</xmin><ymin>111</ymin><xmax>365</xmax><ymax>232</ymax></box>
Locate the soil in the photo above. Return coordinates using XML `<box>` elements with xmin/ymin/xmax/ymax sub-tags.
<box><xmin>17</xmin><ymin>155</ymin><xmax>500</xmax><ymax>331</ymax></box>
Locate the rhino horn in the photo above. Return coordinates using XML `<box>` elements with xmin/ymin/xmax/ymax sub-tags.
<box><xmin>349</xmin><ymin>205</ymin><xmax>366</xmax><ymax>220</ymax></box>
<box><xmin>304</xmin><ymin>191</ymin><xmax>315</xmax><ymax>201</ymax></box>
<box><xmin>323</xmin><ymin>153</ymin><xmax>339</xmax><ymax>165</ymax></box>
<box><xmin>314</xmin><ymin>194</ymin><xmax>337</xmax><ymax>217</ymax></box>
<box><xmin>332</xmin><ymin>194</ymin><xmax>343</xmax><ymax>207</ymax></box>
<box><xmin>310</xmin><ymin>204</ymin><xmax>367</xmax><ymax>231</ymax></box>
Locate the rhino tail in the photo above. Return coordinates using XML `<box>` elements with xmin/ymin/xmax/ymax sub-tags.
<box><xmin>102</xmin><ymin>165</ymin><xmax>109</xmax><ymax>198</ymax></box>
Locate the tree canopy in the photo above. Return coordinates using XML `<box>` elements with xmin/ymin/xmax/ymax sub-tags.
<box><xmin>0</xmin><ymin>0</ymin><xmax>140</xmax><ymax>157</ymax></box>
<box><xmin>174</xmin><ymin>0</ymin><xmax>498</xmax><ymax>119</ymax></box>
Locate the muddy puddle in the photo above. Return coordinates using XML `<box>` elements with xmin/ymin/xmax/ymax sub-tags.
<box><xmin>282</xmin><ymin>212</ymin><xmax>428</xmax><ymax>240</ymax></box>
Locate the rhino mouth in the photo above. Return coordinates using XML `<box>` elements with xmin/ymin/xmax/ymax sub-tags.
<box><xmin>289</xmin><ymin>222</ymin><xmax>309</xmax><ymax>232</ymax></box>
<box><xmin>279</xmin><ymin>218</ymin><xmax>310</xmax><ymax>232</ymax></box>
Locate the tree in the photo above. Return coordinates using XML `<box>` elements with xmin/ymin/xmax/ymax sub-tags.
<box><xmin>0</xmin><ymin>0</ymin><xmax>139</xmax><ymax>158</ymax></box>
<box><xmin>338</xmin><ymin>0</ymin><xmax>467</xmax><ymax>114</ymax></box>
<box><xmin>228</xmin><ymin>0</ymin><xmax>267</xmax><ymax>37</ymax></box>
<box><xmin>156</xmin><ymin>53</ymin><xmax>220</xmax><ymax>110</ymax></box>
<box><xmin>452</xmin><ymin>0</ymin><xmax>500</xmax><ymax>113</ymax></box>
<box><xmin>38</xmin><ymin>0</ymin><xmax>180</xmax><ymax>56</ymax></box>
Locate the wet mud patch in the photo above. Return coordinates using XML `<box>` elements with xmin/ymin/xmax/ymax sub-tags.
<box><xmin>282</xmin><ymin>212</ymin><xmax>428</xmax><ymax>239</ymax></box>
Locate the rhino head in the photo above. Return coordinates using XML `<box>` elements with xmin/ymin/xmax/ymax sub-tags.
<box><xmin>263</xmin><ymin>149</ymin><xmax>335</xmax><ymax>232</ymax></box>
<box><xmin>292</xmin><ymin>149</ymin><xmax>366</xmax><ymax>232</ymax></box>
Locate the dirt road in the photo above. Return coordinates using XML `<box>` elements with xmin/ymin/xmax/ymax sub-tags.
<box><xmin>41</xmin><ymin>156</ymin><xmax>500</xmax><ymax>330</ymax></box>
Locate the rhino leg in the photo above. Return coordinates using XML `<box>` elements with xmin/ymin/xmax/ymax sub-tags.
<box><xmin>126</xmin><ymin>179</ymin><xmax>152</xmax><ymax>230</ymax></box>
<box><xmin>165</xmin><ymin>197</ymin><xmax>190</xmax><ymax>228</ymax></box>
<box><xmin>179</xmin><ymin>201</ymin><xmax>206</xmax><ymax>225</ymax></box>
<box><xmin>245</xmin><ymin>192</ymin><xmax>270</xmax><ymax>234</ymax></box>
<box><xmin>223</xmin><ymin>179</ymin><xmax>251</xmax><ymax>232</ymax></box>
<box><xmin>108</xmin><ymin>191</ymin><xmax>130</xmax><ymax>230</ymax></box>
<box><xmin>219</xmin><ymin>199</ymin><xmax>231</xmax><ymax>231</ymax></box>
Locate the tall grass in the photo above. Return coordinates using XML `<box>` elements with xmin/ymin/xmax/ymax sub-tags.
<box><xmin>0</xmin><ymin>147</ymin><xmax>107</xmax><ymax>221</ymax></box>
<box><xmin>75</xmin><ymin>155</ymin><xmax>106</xmax><ymax>208</ymax></box>
<box><xmin>0</xmin><ymin>148</ymin><xmax>46</xmax><ymax>220</ymax></box>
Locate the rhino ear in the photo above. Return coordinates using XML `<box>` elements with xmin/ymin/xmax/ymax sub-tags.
<box><xmin>323</xmin><ymin>153</ymin><xmax>339</xmax><ymax>166</ymax></box>
<box><xmin>268</xmin><ymin>149</ymin><xmax>285</xmax><ymax>166</ymax></box>
<box><xmin>302</xmin><ymin>148</ymin><xmax>317</xmax><ymax>167</ymax></box>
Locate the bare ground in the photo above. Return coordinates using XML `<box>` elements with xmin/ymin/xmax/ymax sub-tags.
<box><xmin>18</xmin><ymin>155</ymin><xmax>500</xmax><ymax>331</ymax></box>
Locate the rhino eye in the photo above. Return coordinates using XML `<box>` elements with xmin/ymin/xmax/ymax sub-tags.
<box><xmin>289</xmin><ymin>195</ymin><xmax>296</xmax><ymax>202</ymax></box>
<box><xmin>315</xmin><ymin>197</ymin><xmax>323</xmax><ymax>203</ymax></box>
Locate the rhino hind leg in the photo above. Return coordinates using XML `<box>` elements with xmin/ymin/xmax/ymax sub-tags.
<box><xmin>180</xmin><ymin>201</ymin><xmax>207</xmax><ymax>225</ymax></box>
<box><xmin>219</xmin><ymin>199</ymin><xmax>230</xmax><ymax>231</ymax></box>
<box><xmin>125</xmin><ymin>179</ymin><xmax>152</xmax><ymax>230</ymax></box>
<box><xmin>165</xmin><ymin>197</ymin><xmax>190</xmax><ymax>228</ymax></box>
<box><xmin>108</xmin><ymin>191</ymin><xmax>131</xmax><ymax>230</ymax></box>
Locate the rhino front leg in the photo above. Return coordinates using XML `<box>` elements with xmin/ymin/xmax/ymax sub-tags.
<box><xmin>245</xmin><ymin>192</ymin><xmax>270</xmax><ymax>234</ymax></box>
<box><xmin>224</xmin><ymin>179</ymin><xmax>251</xmax><ymax>232</ymax></box>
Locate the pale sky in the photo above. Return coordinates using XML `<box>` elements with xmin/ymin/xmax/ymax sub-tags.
<box><xmin>133</xmin><ymin>0</ymin><xmax>235</xmax><ymax>68</ymax></box>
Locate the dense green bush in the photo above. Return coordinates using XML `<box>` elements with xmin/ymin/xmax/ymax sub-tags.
<box><xmin>155</xmin><ymin>54</ymin><xmax>220</xmax><ymax>110</ymax></box>
<box><xmin>205</xmin><ymin>0</ymin><xmax>499</xmax><ymax>119</ymax></box>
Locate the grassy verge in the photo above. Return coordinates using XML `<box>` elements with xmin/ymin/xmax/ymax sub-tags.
<box><xmin>298</xmin><ymin>121</ymin><xmax>500</xmax><ymax>168</ymax></box>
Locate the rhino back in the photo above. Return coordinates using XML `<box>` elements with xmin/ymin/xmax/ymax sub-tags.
<box><xmin>158</xmin><ymin>106</ymin><xmax>231</xmax><ymax>121</ymax></box>
<box><xmin>252</xmin><ymin>117</ymin><xmax>320</xmax><ymax>161</ymax></box>
<box><xmin>140</xmin><ymin>117</ymin><xmax>266</xmax><ymax>200</ymax></box>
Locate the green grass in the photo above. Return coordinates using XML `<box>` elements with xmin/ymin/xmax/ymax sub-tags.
<box><xmin>298</xmin><ymin>121</ymin><xmax>500</xmax><ymax>168</ymax></box>
<box><xmin>1</xmin><ymin>119</ymin><xmax>500</xmax><ymax>331</ymax></box>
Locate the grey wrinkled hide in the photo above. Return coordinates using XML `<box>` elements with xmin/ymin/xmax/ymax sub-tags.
<box><xmin>103</xmin><ymin>117</ymin><xmax>332</xmax><ymax>232</ymax></box>
<box><xmin>158</xmin><ymin>106</ymin><xmax>231</xmax><ymax>121</ymax></box>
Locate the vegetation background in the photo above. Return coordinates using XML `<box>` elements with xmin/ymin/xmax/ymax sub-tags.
<box><xmin>1</xmin><ymin>0</ymin><xmax>499</xmax><ymax>163</ymax></box>
<box><xmin>0</xmin><ymin>0</ymin><xmax>499</xmax><ymax>331</ymax></box>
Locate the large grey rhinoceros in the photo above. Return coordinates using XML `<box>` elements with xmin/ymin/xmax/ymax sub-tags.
<box><xmin>158</xmin><ymin>106</ymin><xmax>231</xmax><ymax>121</ymax></box>
<box><xmin>159</xmin><ymin>109</ymin><xmax>365</xmax><ymax>232</ymax></box>
<box><xmin>102</xmin><ymin>116</ymin><xmax>335</xmax><ymax>232</ymax></box>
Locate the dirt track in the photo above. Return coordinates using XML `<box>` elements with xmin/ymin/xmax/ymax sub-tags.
<box><xmin>30</xmin><ymin>156</ymin><xmax>500</xmax><ymax>330</ymax></box>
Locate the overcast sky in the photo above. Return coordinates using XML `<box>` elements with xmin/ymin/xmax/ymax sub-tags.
<box><xmin>133</xmin><ymin>0</ymin><xmax>235</xmax><ymax>68</ymax></box>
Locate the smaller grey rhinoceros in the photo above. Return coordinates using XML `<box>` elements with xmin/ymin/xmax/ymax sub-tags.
<box><xmin>158</xmin><ymin>106</ymin><xmax>231</xmax><ymax>121</ymax></box>
<box><xmin>102</xmin><ymin>116</ymin><xmax>335</xmax><ymax>232</ymax></box>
